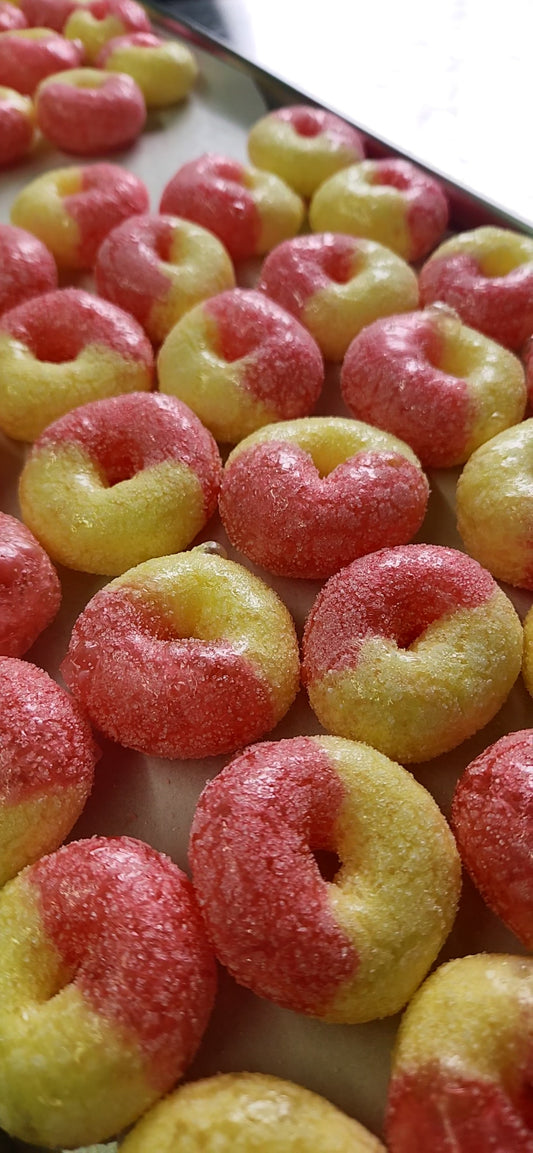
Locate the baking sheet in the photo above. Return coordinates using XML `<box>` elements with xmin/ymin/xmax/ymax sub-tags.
<box><xmin>0</xmin><ymin>33</ymin><xmax>532</xmax><ymax>1153</ymax></box>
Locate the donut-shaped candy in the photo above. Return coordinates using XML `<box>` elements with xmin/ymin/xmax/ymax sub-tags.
<box><xmin>0</xmin><ymin>836</ymin><xmax>217</xmax><ymax>1148</ymax></box>
<box><xmin>0</xmin><ymin>657</ymin><xmax>97</xmax><ymax>886</ymax></box>
<box><xmin>64</xmin><ymin>0</ymin><xmax>150</xmax><ymax>63</ymax></box>
<box><xmin>0</xmin><ymin>86</ymin><xmax>34</xmax><ymax>165</ymax></box>
<box><xmin>157</xmin><ymin>288</ymin><xmax>324</xmax><ymax>444</ymax></box>
<box><xmin>189</xmin><ymin>735</ymin><xmax>460</xmax><ymax>1023</ymax></box>
<box><xmin>302</xmin><ymin>544</ymin><xmax>523</xmax><ymax>764</ymax></box>
<box><xmin>0</xmin><ymin>512</ymin><xmax>60</xmax><ymax>656</ymax></box>
<box><xmin>95</xmin><ymin>213</ymin><xmax>235</xmax><ymax>345</ymax></box>
<box><xmin>258</xmin><ymin>233</ymin><xmax>419</xmax><ymax>361</ymax></box>
<box><xmin>61</xmin><ymin>552</ymin><xmax>300</xmax><ymax>759</ymax></box>
<box><xmin>0</xmin><ymin>4</ymin><xmax>27</xmax><ymax>32</ymax></box>
<box><xmin>0</xmin><ymin>223</ymin><xmax>56</xmax><ymax>316</ymax></box>
<box><xmin>419</xmin><ymin>226</ymin><xmax>533</xmax><ymax>350</ymax></box>
<box><xmin>341</xmin><ymin>307</ymin><xmax>527</xmax><ymax>468</ymax></box>
<box><xmin>309</xmin><ymin>159</ymin><xmax>449</xmax><ymax>263</ymax></box>
<box><xmin>386</xmin><ymin>954</ymin><xmax>533</xmax><ymax>1152</ymax></box>
<box><xmin>159</xmin><ymin>153</ymin><xmax>304</xmax><ymax>262</ymax></box>
<box><xmin>247</xmin><ymin>104</ymin><xmax>365</xmax><ymax>199</ymax></box>
<box><xmin>0</xmin><ymin>287</ymin><xmax>154</xmax><ymax>441</ymax></box>
<box><xmin>35</xmin><ymin>67</ymin><xmax>146</xmax><ymax>154</ymax></box>
<box><xmin>11</xmin><ymin>163</ymin><xmax>149</xmax><ymax>270</ymax></box>
<box><xmin>97</xmin><ymin>32</ymin><xmax>198</xmax><ymax>107</ymax></box>
<box><xmin>19</xmin><ymin>392</ymin><xmax>222</xmax><ymax>574</ymax></box>
<box><xmin>0</xmin><ymin>28</ymin><xmax>83</xmax><ymax>94</ymax></box>
<box><xmin>456</xmin><ymin>419</ymin><xmax>533</xmax><ymax>589</ymax></box>
<box><xmin>120</xmin><ymin>1072</ymin><xmax>386</xmax><ymax>1153</ymax></box>
<box><xmin>452</xmin><ymin>730</ymin><xmax>533</xmax><ymax>948</ymax></box>
<box><xmin>219</xmin><ymin>417</ymin><xmax>429</xmax><ymax>579</ymax></box>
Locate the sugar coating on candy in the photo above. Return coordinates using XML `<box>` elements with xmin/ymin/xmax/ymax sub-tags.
<box><xmin>158</xmin><ymin>290</ymin><xmax>324</xmax><ymax>444</ymax></box>
<box><xmin>19</xmin><ymin>393</ymin><xmax>222</xmax><ymax>574</ymax></box>
<box><xmin>419</xmin><ymin>226</ymin><xmax>533</xmax><ymax>350</ymax></box>
<box><xmin>259</xmin><ymin>233</ymin><xmax>419</xmax><ymax>361</ymax></box>
<box><xmin>386</xmin><ymin>954</ymin><xmax>533</xmax><ymax>1153</ymax></box>
<box><xmin>387</xmin><ymin>1067</ymin><xmax>533</xmax><ymax>1152</ymax></box>
<box><xmin>95</xmin><ymin>212</ymin><xmax>235</xmax><ymax>344</ymax></box>
<box><xmin>456</xmin><ymin>419</ymin><xmax>533</xmax><ymax>591</ymax></box>
<box><xmin>1</xmin><ymin>285</ymin><xmax>153</xmax><ymax>365</ymax></box>
<box><xmin>160</xmin><ymin>152</ymin><xmax>304</xmax><ymax>262</ymax></box>
<box><xmin>220</xmin><ymin>417</ymin><xmax>429</xmax><ymax>579</ymax></box>
<box><xmin>190</xmin><ymin>736</ymin><xmax>357</xmax><ymax>1015</ymax></box>
<box><xmin>309</xmin><ymin>159</ymin><xmax>449</xmax><ymax>262</ymax></box>
<box><xmin>0</xmin><ymin>29</ymin><xmax>84</xmax><ymax>94</ymax></box>
<box><xmin>38</xmin><ymin>391</ymin><xmax>221</xmax><ymax>504</ymax></box>
<box><xmin>0</xmin><ymin>223</ymin><xmax>56</xmax><ymax>316</ymax></box>
<box><xmin>248</xmin><ymin>104</ymin><xmax>365</xmax><ymax>198</ymax></box>
<box><xmin>452</xmin><ymin>730</ymin><xmax>533</xmax><ymax>948</ymax></box>
<box><xmin>303</xmin><ymin>544</ymin><xmax>495</xmax><ymax>678</ymax></box>
<box><xmin>119</xmin><ymin>1072</ymin><xmax>386</xmax><ymax>1153</ymax></box>
<box><xmin>61</xmin><ymin>553</ymin><xmax>299</xmax><ymax>758</ymax></box>
<box><xmin>341</xmin><ymin>309</ymin><xmax>526</xmax><ymax>468</ymax></box>
<box><xmin>302</xmin><ymin>544</ymin><xmax>523</xmax><ymax>763</ymax></box>
<box><xmin>0</xmin><ymin>86</ymin><xmax>34</xmax><ymax>167</ymax></box>
<box><xmin>0</xmin><ymin>4</ymin><xmax>27</xmax><ymax>31</ymax></box>
<box><xmin>0</xmin><ymin>657</ymin><xmax>96</xmax><ymax>804</ymax></box>
<box><xmin>35</xmin><ymin>68</ymin><xmax>147</xmax><ymax>156</ymax></box>
<box><xmin>190</xmin><ymin>734</ymin><xmax>460</xmax><ymax>1024</ymax></box>
<box><xmin>36</xmin><ymin>162</ymin><xmax>151</xmax><ymax>269</ymax></box>
<box><xmin>0</xmin><ymin>513</ymin><xmax>61</xmax><ymax>657</ymax></box>
<box><xmin>161</xmin><ymin>154</ymin><xmax>262</xmax><ymax>260</ymax></box>
<box><xmin>29</xmin><ymin>837</ymin><xmax>217</xmax><ymax>1087</ymax></box>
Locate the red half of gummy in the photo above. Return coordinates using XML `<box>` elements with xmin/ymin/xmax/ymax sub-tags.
<box><xmin>0</xmin><ymin>287</ymin><xmax>154</xmax><ymax>366</ymax></box>
<box><xmin>0</xmin><ymin>657</ymin><xmax>97</xmax><ymax>805</ymax></box>
<box><xmin>0</xmin><ymin>224</ymin><xmax>57</xmax><ymax>316</ymax></box>
<box><xmin>189</xmin><ymin>735</ymin><xmax>357</xmax><ymax>1015</ymax></box>
<box><xmin>29</xmin><ymin>837</ymin><xmax>216</xmax><ymax>1089</ymax></box>
<box><xmin>36</xmin><ymin>392</ymin><xmax>222</xmax><ymax>511</ymax></box>
<box><xmin>95</xmin><ymin>214</ymin><xmax>181</xmax><ymax>331</ymax></box>
<box><xmin>452</xmin><ymin>729</ymin><xmax>533</xmax><ymax>948</ymax></box>
<box><xmin>204</xmin><ymin>289</ymin><xmax>324</xmax><ymax>413</ymax></box>
<box><xmin>341</xmin><ymin>312</ymin><xmax>474</xmax><ymax>467</ymax></box>
<box><xmin>386</xmin><ymin>1063</ymin><xmax>533</xmax><ymax>1153</ymax></box>
<box><xmin>0</xmin><ymin>513</ymin><xmax>61</xmax><ymax>658</ymax></box>
<box><xmin>302</xmin><ymin>544</ymin><xmax>496</xmax><ymax>681</ymax></box>
<box><xmin>419</xmin><ymin>252</ymin><xmax>533</xmax><ymax>350</ymax></box>
<box><xmin>64</xmin><ymin>164</ymin><xmax>149</xmax><ymax>269</ymax></box>
<box><xmin>160</xmin><ymin>153</ymin><xmax>261</xmax><ymax>261</ymax></box>
<box><xmin>220</xmin><ymin>440</ymin><xmax>429</xmax><ymax>578</ymax></box>
<box><xmin>258</xmin><ymin>234</ymin><xmax>359</xmax><ymax>318</ymax></box>
<box><xmin>60</xmin><ymin>587</ymin><xmax>278</xmax><ymax>759</ymax></box>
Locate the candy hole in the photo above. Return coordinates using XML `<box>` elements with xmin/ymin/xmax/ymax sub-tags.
<box><xmin>370</xmin><ymin>163</ymin><xmax>411</xmax><ymax>191</ymax></box>
<box><xmin>313</xmin><ymin>848</ymin><xmax>341</xmax><ymax>883</ymax></box>
<box><xmin>291</xmin><ymin>108</ymin><xmax>323</xmax><ymax>138</ymax></box>
<box><xmin>322</xmin><ymin>246</ymin><xmax>356</xmax><ymax>284</ymax></box>
<box><xmin>478</xmin><ymin>244</ymin><xmax>528</xmax><ymax>278</ymax></box>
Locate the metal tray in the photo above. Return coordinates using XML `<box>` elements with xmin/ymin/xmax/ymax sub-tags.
<box><xmin>0</xmin><ymin>25</ymin><xmax>532</xmax><ymax>1153</ymax></box>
